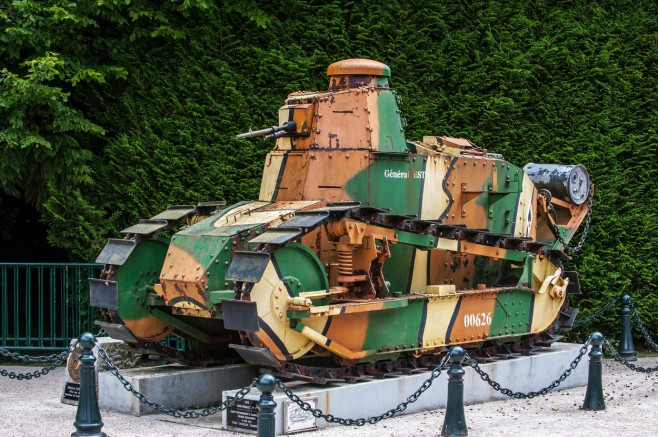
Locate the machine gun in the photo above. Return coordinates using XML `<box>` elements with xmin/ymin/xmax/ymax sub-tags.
<box><xmin>235</xmin><ymin>121</ymin><xmax>297</xmax><ymax>140</ymax></box>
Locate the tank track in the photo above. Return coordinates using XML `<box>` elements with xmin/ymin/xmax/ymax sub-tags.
<box><xmin>266</xmin><ymin>327</ymin><xmax>568</xmax><ymax>385</ymax></box>
<box><xmin>241</xmin><ymin>201</ymin><xmax>569</xmax><ymax>264</ymax></box>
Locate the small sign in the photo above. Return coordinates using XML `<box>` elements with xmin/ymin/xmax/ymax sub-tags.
<box><xmin>63</xmin><ymin>382</ymin><xmax>80</xmax><ymax>401</ymax></box>
<box><xmin>283</xmin><ymin>397</ymin><xmax>317</xmax><ymax>434</ymax></box>
<box><xmin>226</xmin><ymin>397</ymin><xmax>259</xmax><ymax>432</ymax></box>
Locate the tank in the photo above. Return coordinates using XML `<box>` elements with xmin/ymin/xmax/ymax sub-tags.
<box><xmin>90</xmin><ymin>59</ymin><xmax>593</xmax><ymax>382</ymax></box>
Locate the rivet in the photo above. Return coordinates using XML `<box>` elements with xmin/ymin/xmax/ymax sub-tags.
<box><xmin>279</xmin><ymin>312</ymin><xmax>283</xmax><ymax>318</ymax></box>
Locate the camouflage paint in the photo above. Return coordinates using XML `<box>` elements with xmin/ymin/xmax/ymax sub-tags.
<box><xmin>115</xmin><ymin>239</ymin><xmax>173</xmax><ymax>341</ymax></box>
<box><xmin>97</xmin><ymin>59</ymin><xmax>591</xmax><ymax>367</ymax></box>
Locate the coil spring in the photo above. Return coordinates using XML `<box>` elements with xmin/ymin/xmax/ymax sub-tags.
<box><xmin>338</xmin><ymin>250</ymin><xmax>353</xmax><ymax>275</ymax></box>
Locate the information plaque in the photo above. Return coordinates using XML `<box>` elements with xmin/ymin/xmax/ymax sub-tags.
<box><xmin>225</xmin><ymin>397</ymin><xmax>259</xmax><ymax>432</ymax></box>
<box><xmin>283</xmin><ymin>397</ymin><xmax>317</xmax><ymax>434</ymax></box>
<box><xmin>63</xmin><ymin>382</ymin><xmax>80</xmax><ymax>401</ymax></box>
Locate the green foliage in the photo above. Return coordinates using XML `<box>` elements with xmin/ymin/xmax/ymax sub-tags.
<box><xmin>2</xmin><ymin>0</ymin><xmax>657</xmax><ymax>342</ymax></box>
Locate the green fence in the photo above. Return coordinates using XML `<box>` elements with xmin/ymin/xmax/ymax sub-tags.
<box><xmin>0</xmin><ymin>263</ymin><xmax>103</xmax><ymax>350</ymax></box>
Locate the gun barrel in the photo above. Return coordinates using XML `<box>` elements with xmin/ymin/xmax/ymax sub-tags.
<box><xmin>236</xmin><ymin>121</ymin><xmax>297</xmax><ymax>139</ymax></box>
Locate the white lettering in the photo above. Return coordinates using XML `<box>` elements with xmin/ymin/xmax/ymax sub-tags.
<box><xmin>463</xmin><ymin>312</ymin><xmax>492</xmax><ymax>328</ymax></box>
<box><xmin>384</xmin><ymin>169</ymin><xmax>409</xmax><ymax>179</ymax></box>
<box><xmin>413</xmin><ymin>171</ymin><xmax>426</xmax><ymax>179</ymax></box>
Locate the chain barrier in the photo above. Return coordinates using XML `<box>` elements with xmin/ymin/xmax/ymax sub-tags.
<box><xmin>97</xmin><ymin>345</ymin><xmax>257</xmax><ymax>418</ymax></box>
<box><xmin>0</xmin><ymin>342</ymin><xmax>74</xmax><ymax>380</ymax></box>
<box><xmin>557</xmin><ymin>295</ymin><xmax>622</xmax><ymax>336</ymax></box>
<box><xmin>552</xmin><ymin>190</ymin><xmax>593</xmax><ymax>253</ymax></box>
<box><xmin>277</xmin><ymin>354</ymin><xmax>451</xmax><ymax>426</ymax></box>
<box><xmin>603</xmin><ymin>337</ymin><xmax>658</xmax><ymax>374</ymax></box>
<box><xmin>629</xmin><ymin>299</ymin><xmax>658</xmax><ymax>351</ymax></box>
<box><xmin>466</xmin><ymin>338</ymin><xmax>591</xmax><ymax>399</ymax></box>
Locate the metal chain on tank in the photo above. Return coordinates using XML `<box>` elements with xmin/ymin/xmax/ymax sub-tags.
<box><xmin>602</xmin><ymin>337</ymin><xmax>658</xmax><ymax>373</ymax></box>
<box><xmin>0</xmin><ymin>342</ymin><xmax>75</xmax><ymax>380</ymax></box>
<box><xmin>553</xmin><ymin>190</ymin><xmax>593</xmax><ymax>253</ymax></box>
<box><xmin>629</xmin><ymin>299</ymin><xmax>658</xmax><ymax>351</ymax></box>
<box><xmin>97</xmin><ymin>345</ymin><xmax>257</xmax><ymax>417</ymax></box>
<box><xmin>466</xmin><ymin>339</ymin><xmax>591</xmax><ymax>399</ymax></box>
<box><xmin>277</xmin><ymin>354</ymin><xmax>451</xmax><ymax>426</ymax></box>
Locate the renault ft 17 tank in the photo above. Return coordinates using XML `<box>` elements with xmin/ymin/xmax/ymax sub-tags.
<box><xmin>91</xmin><ymin>59</ymin><xmax>592</xmax><ymax>382</ymax></box>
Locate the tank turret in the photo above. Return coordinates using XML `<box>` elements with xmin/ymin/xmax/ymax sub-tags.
<box><xmin>91</xmin><ymin>59</ymin><xmax>592</xmax><ymax>381</ymax></box>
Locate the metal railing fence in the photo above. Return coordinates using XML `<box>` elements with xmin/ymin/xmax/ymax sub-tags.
<box><xmin>0</xmin><ymin>263</ymin><xmax>102</xmax><ymax>350</ymax></box>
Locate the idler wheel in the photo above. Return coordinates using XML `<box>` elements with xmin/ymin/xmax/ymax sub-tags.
<box><xmin>247</xmin><ymin>243</ymin><xmax>330</xmax><ymax>361</ymax></box>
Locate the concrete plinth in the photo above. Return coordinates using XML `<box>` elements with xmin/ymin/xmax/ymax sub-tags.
<box><xmin>99</xmin><ymin>363</ymin><xmax>258</xmax><ymax>416</ymax></box>
<box><xmin>222</xmin><ymin>343</ymin><xmax>589</xmax><ymax>435</ymax></box>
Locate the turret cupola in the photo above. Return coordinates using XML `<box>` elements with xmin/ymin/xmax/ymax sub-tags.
<box><xmin>327</xmin><ymin>59</ymin><xmax>391</xmax><ymax>90</ymax></box>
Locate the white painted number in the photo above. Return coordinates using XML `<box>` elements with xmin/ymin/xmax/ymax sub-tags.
<box><xmin>463</xmin><ymin>312</ymin><xmax>492</xmax><ymax>328</ymax></box>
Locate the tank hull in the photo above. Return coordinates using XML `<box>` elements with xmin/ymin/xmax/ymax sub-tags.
<box><xmin>91</xmin><ymin>59</ymin><xmax>590</xmax><ymax>375</ymax></box>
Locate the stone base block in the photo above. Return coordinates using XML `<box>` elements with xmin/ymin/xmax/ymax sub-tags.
<box><xmin>222</xmin><ymin>343</ymin><xmax>588</xmax><ymax>435</ymax></box>
<box><xmin>99</xmin><ymin>363</ymin><xmax>258</xmax><ymax>416</ymax></box>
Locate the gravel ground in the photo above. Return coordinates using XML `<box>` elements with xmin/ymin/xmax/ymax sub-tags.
<box><xmin>0</xmin><ymin>357</ymin><xmax>656</xmax><ymax>437</ymax></box>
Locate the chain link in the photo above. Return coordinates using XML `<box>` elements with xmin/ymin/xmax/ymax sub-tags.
<box><xmin>629</xmin><ymin>299</ymin><xmax>658</xmax><ymax>351</ymax></box>
<box><xmin>0</xmin><ymin>342</ymin><xmax>74</xmax><ymax>380</ymax></box>
<box><xmin>552</xmin><ymin>191</ymin><xmax>593</xmax><ymax>253</ymax></box>
<box><xmin>467</xmin><ymin>339</ymin><xmax>591</xmax><ymax>399</ymax></box>
<box><xmin>603</xmin><ymin>337</ymin><xmax>658</xmax><ymax>373</ymax></box>
<box><xmin>277</xmin><ymin>354</ymin><xmax>451</xmax><ymax>426</ymax></box>
<box><xmin>556</xmin><ymin>295</ymin><xmax>622</xmax><ymax>336</ymax></box>
<box><xmin>97</xmin><ymin>345</ymin><xmax>257</xmax><ymax>417</ymax></box>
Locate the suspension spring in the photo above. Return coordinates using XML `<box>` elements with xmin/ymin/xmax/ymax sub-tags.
<box><xmin>338</xmin><ymin>250</ymin><xmax>353</xmax><ymax>275</ymax></box>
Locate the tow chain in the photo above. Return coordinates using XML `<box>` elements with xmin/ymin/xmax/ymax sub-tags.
<box><xmin>603</xmin><ymin>337</ymin><xmax>658</xmax><ymax>373</ymax></box>
<box><xmin>466</xmin><ymin>339</ymin><xmax>590</xmax><ymax>399</ymax></box>
<box><xmin>277</xmin><ymin>354</ymin><xmax>450</xmax><ymax>426</ymax></box>
<box><xmin>0</xmin><ymin>343</ymin><xmax>74</xmax><ymax>380</ymax></box>
<box><xmin>629</xmin><ymin>300</ymin><xmax>658</xmax><ymax>351</ymax></box>
<box><xmin>553</xmin><ymin>191</ymin><xmax>593</xmax><ymax>253</ymax></box>
<box><xmin>97</xmin><ymin>345</ymin><xmax>257</xmax><ymax>417</ymax></box>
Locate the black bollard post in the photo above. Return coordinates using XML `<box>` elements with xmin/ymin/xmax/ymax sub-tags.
<box><xmin>256</xmin><ymin>373</ymin><xmax>277</xmax><ymax>437</ymax></box>
<box><xmin>441</xmin><ymin>346</ymin><xmax>468</xmax><ymax>437</ymax></box>
<box><xmin>617</xmin><ymin>294</ymin><xmax>637</xmax><ymax>361</ymax></box>
<box><xmin>72</xmin><ymin>333</ymin><xmax>106</xmax><ymax>437</ymax></box>
<box><xmin>583</xmin><ymin>332</ymin><xmax>605</xmax><ymax>411</ymax></box>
